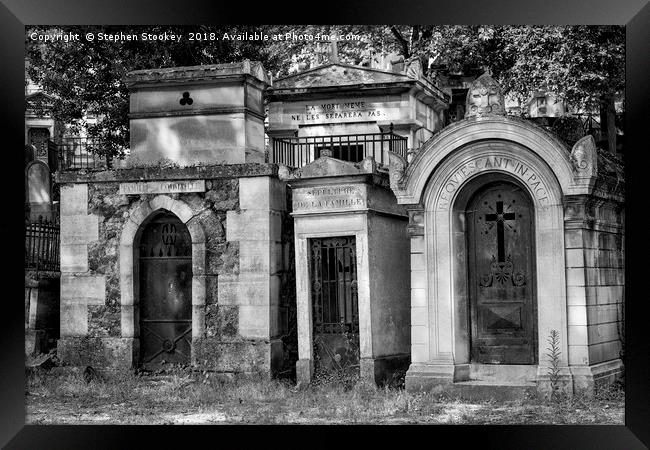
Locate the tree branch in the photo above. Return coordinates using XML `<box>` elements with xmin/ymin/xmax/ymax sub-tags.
<box><xmin>390</xmin><ymin>26</ymin><xmax>410</xmax><ymax>58</ymax></box>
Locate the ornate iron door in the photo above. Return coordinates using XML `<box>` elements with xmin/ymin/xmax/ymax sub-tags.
<box><xmin>467</xmin><ymin>183</ymin><xmax>537</xmax><ymax>364</ymax></box>
<box><xmin>28</xmin><ymin>127</ymin><xmax>50</xmax><ymax>158</ymax></box>
<box><xmin>309</xmin><ymin>237</ymin><xmax>360</xmax><ymax>376</ymax></box>
<box><xmin>138</xmin><ymin>213</ymin><xmax>192</xmax><ymax>369</ymax></box>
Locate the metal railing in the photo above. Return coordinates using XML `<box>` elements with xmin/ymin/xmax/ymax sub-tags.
<box><xmin>53</xmin><ymin>138</ymin><xmax>113</xmax><ymax>171</ymax></box>
<box><xmin>270</xmin><ymin>127</ymin><xmax>408</xmax><ymax>168</ymax></box>
<box><xmin>25</xmin><ymin>216</ymin><xmax>60</xmax><ymax>272</ymax></box>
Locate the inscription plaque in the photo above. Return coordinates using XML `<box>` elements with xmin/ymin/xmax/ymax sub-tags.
<box><xmin>119</xmin><ymin>180</ymin><xmax>206</xmax><ymax>195</ymax></box>
<box><xmin>293</xmin><ymin>184</ymin><xmax>366</xmax><ymax>213</ymax></box>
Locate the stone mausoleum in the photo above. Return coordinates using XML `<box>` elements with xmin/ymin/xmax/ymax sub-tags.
<box><xmin>55</xmin><ymin>57</ymin><xmax>624</xmax><ymax>396</ymax></box>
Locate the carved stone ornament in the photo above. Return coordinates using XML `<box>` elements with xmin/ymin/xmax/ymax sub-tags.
<box><xmin>570</xmin><ymin>134</ymin><xmax>598</xmax><ymax>176</ymax></box>
<box><xmin>465</xmin><ymin>73</ymin><xmax>506</xmax><ymax>118</ymax></box>
<box><xmin>405</xmin><ymin>56</ymin><xmax>423</xmax><ymax>80</ymax></box>
<box><xmin>388</xmin><ymin>151</ymin><xmax>408</xmax><ymax>191</ymax></box>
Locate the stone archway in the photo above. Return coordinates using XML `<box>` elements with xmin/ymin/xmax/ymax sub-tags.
<box><xmin>119</xmin><ymin>195</ymin><xmax>206</xmax><ymax>367</ymax></box>
<box><xmin>412</xmin><ymin>140</ymin><xmax>568</xmax><ymax>385</ymax></box>
<box><xmin>387</xmin><ymin>111</ymin><xmax>602</xmax><ymax>391</ymax></box>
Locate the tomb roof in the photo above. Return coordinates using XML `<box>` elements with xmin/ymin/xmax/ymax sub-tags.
<box><xmin>124</xmin><ymin>60</ymin><xmax>269</xmax><ymax>89</ymax></box>
<box><xmin>269</xmin><ymin>62</ymin><xmax>448</xmax><ymax>104</ymax></box>
<box><xmin>272</xmin><ymin>63</ymin><xmax>413</xmax><ymax>89</ymax></box>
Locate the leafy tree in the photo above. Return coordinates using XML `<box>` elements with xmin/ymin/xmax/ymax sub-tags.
<box><xmin>26</xmin><ymin>25</ymin><xmax>624</xmax><ymax>159</ymax></box>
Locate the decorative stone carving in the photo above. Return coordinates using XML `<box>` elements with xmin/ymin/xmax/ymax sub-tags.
<box><xmin>406</xmin><ymin>206</ymin><xmax>425</xmax><ymax>236</ymax></box>
<box><xmin>277</xmin><ymin>164</ymin><xmax>293</xmax><ymax>181</ymax></box>
<box><xmin>465</xmin><ymin>73</ymin><xmax>506</xmax><ymax>118</ymax></box>
<box><xmin>281</xmin><ymin>154</ymin><xmax>376</xmax><ymax>180</ymax></box>
<box><xmin>358</xmin><ymin>156</ymin><xmax>376</xmax><ymax>174</ymax></box>
<box><xmin>405</xmin><ymin>56</ymin><xmax>423</xmax><ymax>79</ymax></box>
<box><xmin>570</xmin><ymin>134</ymin><xmax>598</xmax><ymax>177</ymax></box>
<box><xmin>388</xmin><ymin>151</ymin><xmax>408</xmax><ymax>191</ymax></box>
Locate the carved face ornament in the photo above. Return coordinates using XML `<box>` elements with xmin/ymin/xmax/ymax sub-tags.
<box><xmin>466</xmin><ymin>74</ymin><xmax>505</xmax><ymax>118</ymax></box>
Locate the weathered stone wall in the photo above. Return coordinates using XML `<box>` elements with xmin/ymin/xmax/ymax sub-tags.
<box><xmin>206</xmin><ymin>175</ymin><xmax>288</xmax><ymax>375</ymax></box>
<box><xmin>56</xmin><ymin>165</ymin><xmax>293</xmax><ymax>375</ymax></box>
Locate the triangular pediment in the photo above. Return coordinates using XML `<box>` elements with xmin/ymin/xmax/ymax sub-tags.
<box><xmin>289</xmin><ymin>155</ymin><xmax>376</xmax><ymax>179</ymax></box>
<box><xmin>273</xmin><ymin>63</ymin><xmax>412</xmax><ymax>89</ymax></box>
<box><xmin>26</xmin><ymin>92</ymin><xmax>54</xmax><ymax>109</ymax></box>
<box><xmin>26</xmin><ymin>92</ymin><xmax>54</xmax><ymax>102</ymax></box>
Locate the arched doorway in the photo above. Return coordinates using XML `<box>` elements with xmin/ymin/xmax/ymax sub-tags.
<box><xmin>465</xmin><ymin>180</ymin><xmax>538</xmax><ymax>365</ymax></box>
<box><xmin>137</xmin><ymin>211</ymin><xmax>192</xmax><ymax>369</ymax></box>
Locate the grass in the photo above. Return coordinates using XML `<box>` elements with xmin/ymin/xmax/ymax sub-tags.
<box><xmin>25</xmin><ymin>367</ymin><xmax>624</xmax><ymax>425</ymax></box>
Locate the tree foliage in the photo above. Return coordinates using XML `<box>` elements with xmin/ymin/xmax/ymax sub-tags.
<box><xmin>26</xmin><ymin>25</ymin><xmax>624</xmax><ymax>158</ymax></box>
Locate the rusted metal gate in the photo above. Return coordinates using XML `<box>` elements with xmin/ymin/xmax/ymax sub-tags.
<box><xmin>309</xmin><ymin>236</ymin><xmax>360</xmax><ymax>376</ymax></box>
<box><xmin>138</xmin><ymin>212</ymin><xmax>192</xmax><ymax>369</ymax></box>
<box><xmin>467</xmin><ymin>183</ymin><xmax>537</xmax><ymax>364</ymax></box>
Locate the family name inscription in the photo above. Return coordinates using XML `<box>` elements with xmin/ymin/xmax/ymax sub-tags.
<box><xmin>293</xmin><ymin>185</ymin><xmax>366</xmax><ymax>212</ymax></box>
<box><xmin>118</xmin><ymin>180</ymin><xmax>206</xmax><ymax>195</ymax></box>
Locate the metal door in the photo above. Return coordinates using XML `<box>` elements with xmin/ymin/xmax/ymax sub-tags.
<box><xmin>467</xmin><ymin>183</ymin><xmax>537</xmax><ymax>364</ymax></box>
<box><xmin>309</xmin><ymin>237</ymin><xmax>360</xmax><ymax>376</ymax></box>
<box><xmin>138</xmin><ymin>212</ymin><xmax>192</xmax><ymax>369</ymax></box>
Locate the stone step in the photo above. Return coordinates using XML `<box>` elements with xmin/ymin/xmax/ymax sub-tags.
<box><xmin>443</xmin><ymin>381</ymin><xmax>538</xmax><ymax>402</ymax></box>
<box><xmin>469</xmin><ymin>364</ymin><xmax>538</xmax><ymax>383</ymax></box>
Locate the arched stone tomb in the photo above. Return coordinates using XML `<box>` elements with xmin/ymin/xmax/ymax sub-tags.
<box><xmin>388</xmin><ymin>75</ymin><xmax>624</xmax><ymax>396</ymax></box>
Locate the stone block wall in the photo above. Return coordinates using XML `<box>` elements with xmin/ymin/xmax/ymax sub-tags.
<box><xmin>56</xmin><ymin>165</ymin><xmax>293</xmax><ymax>375</ymax></box>
<box><xmin>564</xmin><ymin>194</ymin><xmax>624</xmax><ymax>386</ymax></box>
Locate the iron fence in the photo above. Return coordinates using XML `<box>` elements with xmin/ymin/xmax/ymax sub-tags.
<box><xmin>53</xmin><ymin>137</ymin><xmax>113</xmax><ymax>171</ymax></box>
<box><xmin>270</xmin><ymin>128</ymin><xmax>408</xmax><ymax>168</ymax></box>
<box><xmin>25</xmin><ymin>216</ymin><xmax>60</xmax><ymax>272</ymax></box>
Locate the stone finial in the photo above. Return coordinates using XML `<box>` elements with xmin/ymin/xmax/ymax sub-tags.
<box><xmin>388</xmin><ymin>151</ymin><xmax>408</xmax><ymax>191</ymax></box>
<box><xmin>329</xmin><ymin>40</ymin><xmax>339</xmax><ymax>64</ymax></box>
<box><xmin>570</xmin><ymin>134</ymin><xmax>598</xmax><ymax>177</ymax></box>
<box><xmin>465</xmin><ymin>72</ymin><xmax>506</xmax><ymax>118</ymax></box>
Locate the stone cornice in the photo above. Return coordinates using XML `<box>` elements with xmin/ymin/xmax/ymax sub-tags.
<box><xmin>55</xmin><ymin>163</ymin><xmax>279</xmax><ymax>184</ymax></box>
<box><xmin>128</xmin><ymin>106</ymin><xmax>265</xmax><ymax>121</ymax></box>
<box><xmin>124</xmin><ymin>61</ymin><xmax>270</xmax><ymax>89</ymax></box>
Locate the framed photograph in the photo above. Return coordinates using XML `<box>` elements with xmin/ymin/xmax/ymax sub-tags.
<box><xmin>3</xmin><ymin>0</ymin><xmax>648</xmax><ymax>447</ymax></box>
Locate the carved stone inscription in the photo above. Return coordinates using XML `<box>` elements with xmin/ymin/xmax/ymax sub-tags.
<box><xmin>437</xmin><ymin>155</ymin><xmax>550</xmax><ymax>209</ymax></box>
<box><xmin>119</xmin><ymin>180</ymin><xmax>206</xmax><ymax>195</ymax></box>
<box><xmin>293</xmin><ymin>184</ymin><xmax>366</xmax><ymax>213</ymax></box>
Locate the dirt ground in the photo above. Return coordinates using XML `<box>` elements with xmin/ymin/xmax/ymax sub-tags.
<box><xmin>24</xmin><ymin>368</ymin><xmax>624</xmax><ymax>425</ymax></box>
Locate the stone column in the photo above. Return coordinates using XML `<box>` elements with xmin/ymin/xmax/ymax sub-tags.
<box><xmin>223</xmin><ymin>176</ymin><xmax>286</xmax><ymax>376</ymax></box>
<box><xmin>562</xmin><ymin>195</ymin><xmax>624</xmax><ymax>394</ymax></box>
<box><xmin>57</xmin><ymin>183</ymin><xmax>112</xmax><ymax>367</ymax></box>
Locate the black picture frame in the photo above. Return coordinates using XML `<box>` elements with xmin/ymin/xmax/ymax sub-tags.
<box><xmin>2</xmin><ymin>1</ymin><xmax>648</xmax><ymax>448</ymax></box>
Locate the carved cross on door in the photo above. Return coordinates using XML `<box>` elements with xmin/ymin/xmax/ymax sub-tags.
<box><xmin>485</xmin><ymin>201</ymin><xmax>516</xmax><ymax>262</ymax></box>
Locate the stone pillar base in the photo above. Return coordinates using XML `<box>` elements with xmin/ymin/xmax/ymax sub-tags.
<box><xmin>536</xmin><ymin>366</ymin><xmax>574</xmax><ymax>398</ymax></box>
<box><xmin>360</xmin><ymin>354</ymin><xmax>411</xmax><ymax>385</ymax></box>
<box><xmin>405</xmin><ymin>363</ymin><xmax>470</xmax><ymax>392</ymax></box>
<box><xmin>569</xmin><ymin>359</ymin><xmax>624</xmax><ymax>395</ymax></box>
<box><xmin>296</xmin><ymin>358</ymin><xmax>313</xmax><ymax>385</ymax></box>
